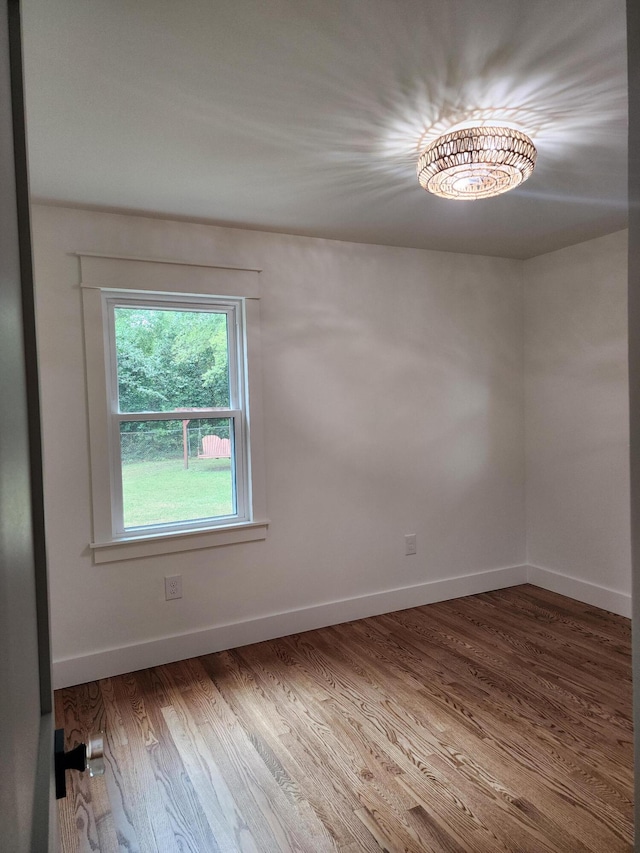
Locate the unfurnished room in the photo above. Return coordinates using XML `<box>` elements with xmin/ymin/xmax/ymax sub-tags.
<box><xmin>2</xmin><ymin>1</ymin><xmax>639</xmax><ymax>851</ymax></box>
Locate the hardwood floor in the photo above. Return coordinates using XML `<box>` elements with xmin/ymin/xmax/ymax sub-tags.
<box><xmin>55</xmin><ymin>584</ymin><xmax>633</xmax><ymax>852</ymax></box>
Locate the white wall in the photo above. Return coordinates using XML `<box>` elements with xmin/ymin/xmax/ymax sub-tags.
<box><xmin>31</xmin><ymin>205</ymin><xmax>527</xmax><ymax>687</ymax></box>
<box><xmin>524</xmin><ymin>231</ymin><xmax>631</xmax><ymax>614</ymax></box>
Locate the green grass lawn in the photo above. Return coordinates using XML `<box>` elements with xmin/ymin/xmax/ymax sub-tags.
<box><xmin>121</xmin><ymin>457</ymin><xmax>234</xmax><ymax>528</ymax></box>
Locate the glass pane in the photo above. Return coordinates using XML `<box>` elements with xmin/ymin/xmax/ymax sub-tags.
<box><xmin>114</xmin><ymin>306</ymin><xmax>230</xmax><ymax>412</ymax></box>
<box><xmin>119</xmin><ymin>418</ymin><xmax>235</xmax><ymax>529</ymax></box>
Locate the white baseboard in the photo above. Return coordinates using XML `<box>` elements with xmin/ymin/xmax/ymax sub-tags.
<box><xmin>526</xmin><ymin>564</ymin><xmax>631</xmax><ymax>618</ymax></box>
<box><xmin>53</xmin><ymin>564</ymin><xmax>528</xmax><ymax>689</ymax></box>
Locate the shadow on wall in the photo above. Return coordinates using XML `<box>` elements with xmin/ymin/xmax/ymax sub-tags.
<box><xmin>262</xmin><ymin>243</ymin><xmax>523</xmax><ymax>573</ymax></box>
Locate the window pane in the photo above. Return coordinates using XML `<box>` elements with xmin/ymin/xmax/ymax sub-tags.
<box><xmin>114</xmin><ymin>307</ymin><xmax>230</xmax><ymax>412</ymax></box>
<box><xmin>120</xmin><ymin>418</ymin><xmax>235</xmax><ymax>529</ymax></box>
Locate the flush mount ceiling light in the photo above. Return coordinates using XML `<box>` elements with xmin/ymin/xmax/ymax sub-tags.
<box><xmin>417</xmin><ymin>126</ymin><xmax>537</xmax><ymax>200</ymax></box>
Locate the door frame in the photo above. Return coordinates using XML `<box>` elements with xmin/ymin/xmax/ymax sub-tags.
<box><xmin>1</xmin><ymin>0</ymin><xmax>56</xmax><ymax>849</ymax></box>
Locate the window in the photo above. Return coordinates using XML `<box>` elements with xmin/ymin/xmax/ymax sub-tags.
<box><xmin>80</xmin><ymin>254</ymin><xmax>267</xmax><ymax>563</ymax></box>
<box><xmin>108</xmin><ymin>293</ymin><xmax>249</xmax><ymax>533</ymax></box>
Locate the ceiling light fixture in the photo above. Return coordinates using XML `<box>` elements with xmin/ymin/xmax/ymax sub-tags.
<box><xmin>417</xmin><ymin>126</ymin><xmax>537</xmax><ymax>200</ymax></box>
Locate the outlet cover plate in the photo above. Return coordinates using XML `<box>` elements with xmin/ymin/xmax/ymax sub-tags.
<box><xmin>165</xmin><ymin>575</ymin><xmax>182</xmax><ymax>600</ymax></box>
<box><xmin>405</xmin><ymin>534</ymin><xmax>417</xmax><ymax>556</ymax></box>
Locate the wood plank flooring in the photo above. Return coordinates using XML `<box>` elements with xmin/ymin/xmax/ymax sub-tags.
<box><xmin>55</xmin><ymin>584</ymin><xmax>633</xmax><ymax>852</ymax></box>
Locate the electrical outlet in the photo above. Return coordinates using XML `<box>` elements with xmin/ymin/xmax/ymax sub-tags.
<box><xmin>165</xmin><ymin>575</ymin><xmax>182</xmax><ymax>600</ymax></box>
<box><xmin>405</xmin><ymin>534</ymin><xmax>417</xmax><ymax>556</ymax></box>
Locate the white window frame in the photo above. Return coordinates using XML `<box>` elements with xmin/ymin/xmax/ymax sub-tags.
<box><xmin>80</xmin><ymin>254</ymin><xmax>268</xmax><ymax>563</ymax></box>
<box><xmin>105</xmin><ymin>291</ymin><xmax>250</xmax><ymax>535</ymax></box>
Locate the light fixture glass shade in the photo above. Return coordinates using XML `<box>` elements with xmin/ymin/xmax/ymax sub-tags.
<box><xmin>417</xmin><ymin>126</ymin><xmax>536</xmax><ymax>200</ymax></box>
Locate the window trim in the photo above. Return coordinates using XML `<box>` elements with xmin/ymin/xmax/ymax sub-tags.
<box><xmin>89</xmin><ymin>520</ymin><xmax>269</xmax><ymax>564</ymax></box>
<box><xmin>80</xmin><ymin>254</ymin><xmax>268</xmax><ymax>561</ymax></box>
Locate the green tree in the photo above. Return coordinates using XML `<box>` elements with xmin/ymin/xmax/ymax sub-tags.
<box><xmin>115</xmin><ymin>308</ymin><xmax>231</xmax><ymax>459</ymax></box>
<box><xmin>171</xmin><ymin>311</ymin><xmax>229</xmax><ymax>408</ymax></box>
<box><xmin>114</xmin><ymin>307</ymin><xmax>229</xmax><ymax>412</ymax></box>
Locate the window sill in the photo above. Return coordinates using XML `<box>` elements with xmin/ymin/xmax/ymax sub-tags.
<box><xmin>90</xmin><ymin>520</ymin><xmax>269</xmax><ymax>564</ymax></box>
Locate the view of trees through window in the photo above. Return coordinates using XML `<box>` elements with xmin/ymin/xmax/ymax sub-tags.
<box><xmin>113</xmin><ymin>306</ymin><xmax>236</xmax><ymax>529</ymax></box>
<box><xmin>115</xmin><ymin>307</ymin><xmax>230</xmax><ymax>413</ymax></box>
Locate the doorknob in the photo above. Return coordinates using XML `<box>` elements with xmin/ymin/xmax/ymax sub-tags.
<box><xmin>54</xmin><ymin>729</ymin><xmax>105</xmax><ymax>799</ymax></box>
